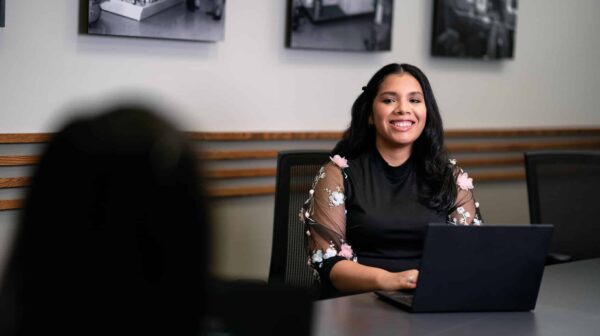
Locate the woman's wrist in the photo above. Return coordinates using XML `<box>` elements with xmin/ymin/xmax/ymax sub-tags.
<box><xmin>374</xmin><ymin>269</ymin><xmax>392</xmax><ymax>290</ymax></box>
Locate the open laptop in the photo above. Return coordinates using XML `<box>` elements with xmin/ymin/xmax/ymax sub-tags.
<box><xmin>375</xmin><ymin>223</ymin><xmax>553</xmax><ymax>312</ymax></box>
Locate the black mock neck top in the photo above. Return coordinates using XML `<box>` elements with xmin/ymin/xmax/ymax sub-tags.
<box><xmin>344</xmin><ymin>149</ymin><xmax>446</xmax><ymax>272</ymax></box>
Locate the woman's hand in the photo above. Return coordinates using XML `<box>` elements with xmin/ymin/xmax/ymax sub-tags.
<box><xmin>377</xmin><ymin>269</ymin><xmax>419</xmax><ymax>291</ymax></box>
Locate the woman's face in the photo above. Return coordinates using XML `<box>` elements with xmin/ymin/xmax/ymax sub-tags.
<box><xmin>371</xmin><ymin>73</ymin><xmax>427</xmax><ymax>152</ymax></box>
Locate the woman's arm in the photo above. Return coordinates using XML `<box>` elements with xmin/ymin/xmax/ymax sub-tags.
<box><xmin>448</xmin><ymin>160</ymin><xmax>483</xmax><ymax>225</ymax></box>
<box><xmin>330</xmin><ymin>260</ymin><xmax>418</xmax><ymax>293</ymax></box>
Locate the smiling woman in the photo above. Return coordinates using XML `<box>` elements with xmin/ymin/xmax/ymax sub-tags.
<box><xmin>300</xmin><ymin>63</ymin><xmax>483</xmax><ymax>299</ymax></box>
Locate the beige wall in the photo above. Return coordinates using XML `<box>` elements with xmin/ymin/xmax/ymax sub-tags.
<box><xmin>0</xmin><ymin>1</ymin><xmax>599</xmax><ymax>132</ymax></box>
<box><xmin>0</xmin><ymin>0</ymin><xmax>599</xmax><ymax>282</ymax></box>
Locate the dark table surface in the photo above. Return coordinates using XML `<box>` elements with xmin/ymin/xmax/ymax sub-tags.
<box><xmin>313</xmin><ymin>258</ymin><xmax>600</xmax><ymax>336</ymax></box>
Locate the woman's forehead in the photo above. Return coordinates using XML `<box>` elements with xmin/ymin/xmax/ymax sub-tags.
<box><xmin>378</xmin><ymin>73</ymin><xmax>423</xmax><ymax>93</ymax></box>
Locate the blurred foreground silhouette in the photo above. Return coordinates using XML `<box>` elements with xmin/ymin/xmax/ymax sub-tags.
<box><xmin>0</xmin><ymin>105</ymin><xmax>209</xmax><ymax>335</ymax></box>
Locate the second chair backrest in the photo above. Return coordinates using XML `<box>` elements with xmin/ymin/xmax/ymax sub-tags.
<box><xmin>524</xmin><ymin>150</ymin><xmax>600</xmax><ymax>262</ymax></box>
<box><xmin>268</xmin><ymin>150</ymin><xmax>331</xmax><ymax>298</ymax></box>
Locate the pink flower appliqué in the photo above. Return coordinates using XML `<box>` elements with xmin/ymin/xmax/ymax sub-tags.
<box><xmin>457</xmin><ymin>172</ymin><xmax>474</xmax><ymax>190</ymax></box>
<box><xmin>338</xmin><ymin>243</ymin><xmax>354</xmax><ymax>259</ymax></box>
<box><xmin>330</xmin><ymin>155</ymin><xmax>349</xmax><ymax>168</ymax></box>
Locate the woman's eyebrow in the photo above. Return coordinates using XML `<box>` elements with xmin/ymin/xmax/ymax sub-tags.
<box><xmin>378</xmin><ymin>91</ymin><xmax>423</xmax><ymax>97</ymax></box>
<box><xmin>378</xmin><ymin>91</ymin><xmax>399</xmax><ymax>97</ymax></box>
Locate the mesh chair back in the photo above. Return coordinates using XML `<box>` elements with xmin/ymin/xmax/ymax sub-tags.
<box><xmin>524</xmin><ymin>151</ymin><xmax>600</xmax><ymax>261</ymax></box>
<box><xmin>269</xmin><ymin>151</ymin><xmax>330</xmax><ymax>295</ymax></box>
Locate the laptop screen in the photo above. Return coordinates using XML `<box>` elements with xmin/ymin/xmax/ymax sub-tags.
<box><xmin>378</xmin><ymin>223</ymin><xmax>553</xmax><ymax>312</ymax></box>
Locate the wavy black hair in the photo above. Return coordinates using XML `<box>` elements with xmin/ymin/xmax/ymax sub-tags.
<box><xmin>332</xmin><ymin>63</ymin><xmax>456</xmax><ymax>212</ymax></box>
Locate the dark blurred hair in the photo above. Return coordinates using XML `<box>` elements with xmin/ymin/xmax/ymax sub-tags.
<box><xmin>1</xmin><ymin>105</ymin><xmax>209</xmax><ymax>335</ymax></box>
<box><xmin>332</xmin><ymin>63</ymin><xmax>456</xmax><ymax>212</ymax></box>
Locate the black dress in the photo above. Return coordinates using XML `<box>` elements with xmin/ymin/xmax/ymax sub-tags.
<box><xmin>301</xmin><ymin>149</ymin><xmax>482</xmax><ymax>299</ymax></box>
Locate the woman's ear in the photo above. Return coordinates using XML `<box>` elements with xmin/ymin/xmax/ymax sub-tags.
<box><xmin>368</xmin><ymin>115</ymin><xmax>373</xmax><ymax>125</ymax></box>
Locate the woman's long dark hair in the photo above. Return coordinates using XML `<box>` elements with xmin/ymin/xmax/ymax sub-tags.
<box><xmin>332</xmin><ymin>63</ymin><xmax>456</xmax><ymax>212</ymax></box>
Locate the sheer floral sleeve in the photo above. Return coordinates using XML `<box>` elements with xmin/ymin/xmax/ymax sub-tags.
<box><xmin>300</xmin><ymin>155</ymin><xmax>357</xmax><ymax>287</ymax></box>
<box><xmin>447</xmin><ymin>159</ymin><xmax>484</xmax><ymax>225</ymax></box>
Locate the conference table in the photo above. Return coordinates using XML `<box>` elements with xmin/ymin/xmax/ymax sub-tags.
<box><xmin>312</xmin><ymin>258</ymin><xmax>600</xmax><ymax>336</ymax></box>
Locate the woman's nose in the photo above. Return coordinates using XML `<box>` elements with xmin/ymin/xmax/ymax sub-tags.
<box><xmin>394</xmin><ymin>100</ymin><xmax>411</xmax><ymax>114</ymax></box>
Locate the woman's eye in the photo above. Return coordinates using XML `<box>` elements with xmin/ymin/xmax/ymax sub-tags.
<box><xmin>382</xmin><ymin>98</ymin><xmax>395</xmax><ymax>104</ymax></box>
<box><xmin>410</xmin><ymin>98</ymin><xmax>422</xmax><ymax>104</ymax></box>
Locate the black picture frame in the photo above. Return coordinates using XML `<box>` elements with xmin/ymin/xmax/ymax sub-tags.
<box><xmin>0</xmin><ymin>0</ymin><xmax>5</xmax><ymax>28</ymax></box>
<box><xmin>431</xmin><ymin>0</ymin><xmax>517</xmax><ymax>60</ymax></box>
<box><xmin>86</xmin><ymin>0</ymin><xmax>226</xmax><ymax>42</ymax></box>
<box><xmin>286</xmin><ymin>0</ymin><xmax>394</xmax><ymax>52</ymax></box>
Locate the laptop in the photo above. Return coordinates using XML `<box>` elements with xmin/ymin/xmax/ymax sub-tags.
<box><xmin>375</xmin><ymin>223</ymin><xmax>553</xmax><ymax>312</ymax></box>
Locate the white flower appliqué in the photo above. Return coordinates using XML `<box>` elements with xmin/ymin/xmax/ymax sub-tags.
<box><xmin>455</xmin><ymin>206</ymin><xmax>472</xmax><ymax>225</ymax></box>
<box><xmin>324</xmin><ymin>246</ymin><xmax>337</xmax><ymax>259</ymax></box>
<box><xmin>329</xmin><ymin>191</ymin><xmax>345</xmax><ymax>207</ymax></box>
<box><xmin>311</xmin><ymin>250</ymin><xmax>323</xmax><ymax>264</ymax></box>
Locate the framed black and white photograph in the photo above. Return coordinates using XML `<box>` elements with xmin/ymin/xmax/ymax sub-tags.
<box><xmin>431</xmin><ymin>0</ymin><xmax>517</xmax><ymax>59</ymax></box>
<box><xmin>286</xmin><ymin>0</ymin><xmax>394</xmax><ymax>52</ymax></box>
<box><xmin>87</xmin><ymin>0</ymin><xmax>226</xmax><ymax>42</ymax></box>
<box><xmin>0</xmin><ymin>0</ymin><xmax>5</xmax><ymax>28</ymax></box>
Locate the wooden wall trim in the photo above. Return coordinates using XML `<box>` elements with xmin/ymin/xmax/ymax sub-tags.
<box><xmin>471</xmin><ymin>171</ymin><xmax>525</xmax><ymax>182</ymax></box>
<box><xmin>1</xmin><ymin>128</ymin><xmax>599</xmax><ymax>209</ymax></box>
<box><xmin>186</xmin><ymin>131</ymin><xmax>342</xmax><ymax>141</ymax></box>
<box><xmin>186</xmin><ymin>128</ymin><xmax>600</xmax><ymax>140</ymax></box>
<box><xmin>0</xmin><ymin>199</ymin><xmax>22</xmax><ymax>211</ymax></box>
<box><xmin>0</xmin><ymin>177</ymin><xmax>30</xmax><ymax>189</ymax></box>
<box><xmin>199</xmin><ymin>150</ymin><xmax>279</xmax><ymax>160</ymax></box>
<box><xmin>204</xmin><ymin>167</ymin><xmax>276</xmax><ymax>179</ymax></box>
<box><xmin>0</xmin><ymin>158</ymin><xmax>524</xmax><ymax>187</ymax></box>
<box><xmin>1</xmin><ymin>139</ymin><xmax>598</xmax><ymax>167</ymax></box>
<box><xmin>0</xmin><ymin>170</ymin><xmax>524</xmax><ymax>211</ymax></box>
<box><xmin>444</xmin><ymin>128</ymin><xmax>600</xmax><ymax>138</ymax></box>
<box><xmin>458</xmin><ymin>156</ymin><xmax>523</xmax><ymax>167</ymax></box>
<box><xmin>0</xmin><ymin>133</ymin><xmax>52</xmax><ymax>144</ymax></box>
<box><xmin>201</xmin><ymin>140</ymin><xmax>600</xmax><ymax>160</ymax></box>
<box><xmin>0</xmin><ymin>155</ymin><xmax>39</xmax><ymax>166</ymax></box>
<box><xmin>207</xmin><ymin>186</ymin><xmax>275</xmax><ymax>197</ymax></box>
<box><xmin>3</xmin><ymin>128</ymin><xmax>600</xmax><ymax>143</ymax></box>
<box><xmin>447</xmin><ymin>139</ymin><xmax>600</xmax><ymax>153</ymax></box>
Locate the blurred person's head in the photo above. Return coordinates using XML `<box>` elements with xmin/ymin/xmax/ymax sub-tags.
<box><xmin>3</xmin><ymin>104</ymin><xmax>209</xmax><ymax>335</ymax></box>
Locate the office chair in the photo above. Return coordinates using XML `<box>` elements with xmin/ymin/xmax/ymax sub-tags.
<box><xmin>524</xmin><ymin>150</ymin><xmax>600</xmax><ymax>265</ymax></box>
<box><xmin>269</xmin><ymin>150</ymin><xmax>331</xmax><ymax>299</ymax></box>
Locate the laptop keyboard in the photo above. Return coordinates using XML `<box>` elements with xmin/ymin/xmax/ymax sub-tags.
<box><xmin>387</xmin><ymin>292</ymin><xmax>414</xmax><ymax>306</ymax></box>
